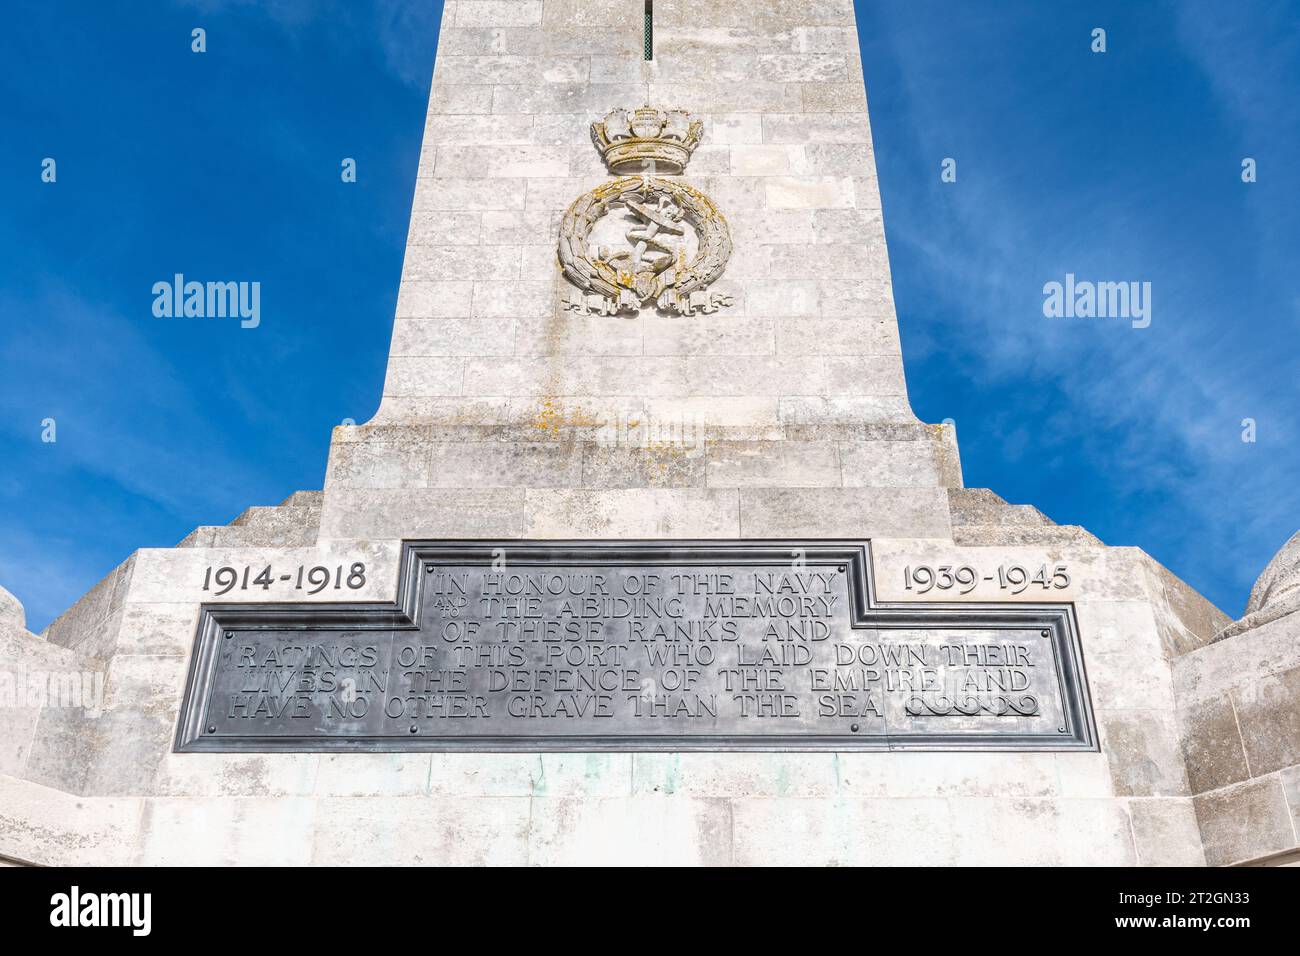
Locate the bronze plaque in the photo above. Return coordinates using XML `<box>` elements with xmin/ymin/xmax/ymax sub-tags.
<box><xmin>175</xmin><ymin>541</ymin><xmax>1096</xmax><ymax>751</ymax></box>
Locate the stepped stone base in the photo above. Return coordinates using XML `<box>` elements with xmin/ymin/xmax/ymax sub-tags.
<box><xmin>3</xmin><ymin>437</ymin><xmax>1261</xmax><ymax>866</ymax></box>
<box><xmin>4</xmin><ymin>0</ymin><xmax>1292</xmax><ymax>868</ymax></box>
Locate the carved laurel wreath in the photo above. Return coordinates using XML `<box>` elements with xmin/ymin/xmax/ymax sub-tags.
<box><xmin>557</xmin><ymin>175</ymin><xmax>733</xmax><ymax>315</ymax></box>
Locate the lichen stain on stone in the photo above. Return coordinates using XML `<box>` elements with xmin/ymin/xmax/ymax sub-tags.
<box><xmin>662</xmin><ymin>753</ymin><xmax>681</xmax><ymax>795</ymax></box>
<box><xmin>532</xmin><ymin>397</ymin><xmax>602</xmax><ymax>438</ymax></box>
<box><xmin>773</xmin><ymin>756</ymin><xmax>791</xmax><ymax>797</ymax></box>
<box><xmin>531</xmin><ymin>754</ymin><xmax>548</xmax><ymax>796</ymax></box>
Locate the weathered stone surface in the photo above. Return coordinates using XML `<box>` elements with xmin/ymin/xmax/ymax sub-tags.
<box><xmin>138</xmin><ymin>797</ymin><xmax>316</xmax><ymax>866</ymax></box>
<box><xmin>0</xmin><ymin>585</ymin><xmax>25</xmax><ymax>634</ymax></box>
<box><xmin>581</xmin><ymin>443</ymin><xmax>707</xmax><ymax>488</ymax></box>
<box><xmin>1128</xmin><ymin>799</ymin><xmax>1207</xmax><ymax>866</ymax></box>
<box><xmin>739</xmin><ymin>488</ymin><xmax>951</xmax><ymax>538</ymax></box>
<box><xmin>0</xmin><ymin>775</ymin><xmax>140</xmax><ymax>866</ymax></box>
<box><xmin>1244</xmin><ymin>529</ymin><xmax>1300</xmax><ymax>617</ymax></box>
<box><xmin>1194</xmin><ymin>777</ymin><xmax>1297</xmax><ymax>866</ymax></box>
<box><xmin>1217</xmin><ymin>530</ymin><xmax>1300</xmax><ymax>639</ymax></box>
<box><xmin>526</xmin><ymin>488</ymin><xmax>740</xmax><ymax>537</ymax></box>
<box><xmin>1232</xmin><ymin>665</ymin><xmax>1300</xmax><ymax>777</ymax></box>
<box><xmin>1178</xmin><ymin>694</ymin><xmax>1250</xmax><ymax>794</ymax></box>
<box><xmin>530</xmin><ymin>796</ymin><xmax>732</xmax><ymax>866</ymax></box>
<box><xmin>313</xmin><ymin>796</ymin><xmax>529</xmax><ymax>865</ymax></box>
<box><xmin>0</xmin><ymin>0</ymin><xmax>1239</xmax><ymax>870</ymax></box>
<box><xmin>1100</xmin><ymin>710</ymin><xmax>1190</xmax><ymax>798</ymax></box>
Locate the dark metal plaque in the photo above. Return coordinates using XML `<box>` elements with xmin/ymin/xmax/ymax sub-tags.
<box><xmin>175</xmin><ymin>541</ymin><xmax>1096</xmax><ymax>752</ymax></box>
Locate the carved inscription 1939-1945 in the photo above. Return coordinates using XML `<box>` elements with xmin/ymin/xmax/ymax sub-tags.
<box><xmin>175</xmin><ymin>541</ymin><xmax>1095</xmax><ymax>752</ymax></box>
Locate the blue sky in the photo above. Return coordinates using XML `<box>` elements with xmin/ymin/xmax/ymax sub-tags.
<box><xmin>2</xmin><ymin>0</ymin><xmax>1297</xmax><ymax>631</ymax></box>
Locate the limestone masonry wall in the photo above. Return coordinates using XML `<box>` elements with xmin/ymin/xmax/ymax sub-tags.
<box><xmin>4</xmin><ymin>0</ymin><xmax>1284</xmax><ymax>867</ymax></box>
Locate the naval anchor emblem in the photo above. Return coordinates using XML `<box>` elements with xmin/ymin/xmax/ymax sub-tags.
<box><xmin>558</xmin><ymin>107</ymin><xmax>733</xmax><ymax>317</ymax></box>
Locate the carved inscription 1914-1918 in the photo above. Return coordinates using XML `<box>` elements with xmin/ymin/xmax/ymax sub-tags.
<box><xmin>175</xmin><ymin>541</ymin><xmax>1096</xmax><ymax>752</ymax></box>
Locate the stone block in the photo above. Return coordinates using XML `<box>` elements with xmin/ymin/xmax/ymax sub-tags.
<box><xmin>839</xmin><ymin>440</ymin><xmax>943</xmax><ymax>487</ymax></box>
<box><xmin>403</xmin><ymin>244</ymin><xmax>520</xmax><ymax>282</ymax></box>
<box><xmin>799</xmin><ymin>81</ymin><xmax>869</xmax><ymax>112</ymax></box>
<box><xmin>641</xmin><ymin>396</ymin><xmax>783</xmax><ymax>438</ymax></box>
<box><xmin>427</xmin><ymin>84</ymin><xmax>494</xmax><ymax>115</ymax></box>
<box><xmin>729</xmin><ymin>145</ymin><xmax>800</xmax><ymax>176</ymax></box>
<box><xmin>581</xmin><ymin>444</ymin><xmax>707</xmax><ymax>489</ymax></box>
<box><xmin>641</xmin><ymin>317</ymin><xmax>775</xmax><ymax>356</ymax></box>
<box><xmin>395</xmin><ymin>280</ymin><xmax>475</xmax><ymax>319</ymax></box>
<box><xmin>513</xmin><ymin>315</ymin><xmax>644</xmax><ymax>356</ymax></box>
<box><xmin>1178</xmin><ymin>694</ymin><xmax>1250</xmax><ymax>794</ymax></box>
<box><xmin>319</xmin><ymin>487</ymin><xmax>528</xmax><ymax>539</ymax></box>
<box><xmin>427</xmin><ymin>441</ymin><xmax>585</xmax><ymax>488</ymax></box>
<box><xmin>778</xmin><ymin>395</ymin><xmax>915</xmax><ymax>425</ymax></box>
<box><xmin>648</xmin><ymin>81</ymin><xmax>800</xmax><ymax>113</ymax></box>
<box><xmin>0</xmin><ymin>776</ymin><xmax>140</xmax><ymax>866</ymax></box>
<box><xmin>139</xmin><ymin>797</ymin><xmax>316</xmax><ymax>865</ymax></box>
<box><xmin>423</xmin><ymin>114</ymin><xmax>536</xmax><ymax>147</ymax></box>
<box><xmin>311</xmin><ymin>755</ymin><xmax>431</xmax><ymax>797</ymax></box>
<box><xmin>706</xmin><ymin>113</ymin><xmax>763</xmax><ymax>144</ymax></box>
<box><xmin>327</xmin><ymin>439</ymin><xmax>432</xmax><ymax>489</ymax></box>
<box><xmin>463</xmin><ymin>356</ymin><xmax>691</xmax><ymax>397</ymax></box>
<box><xmin>733</xmin><ymin>797</ymin><xmax>953</xmax><ymax>866</ymax></box>
<box><xmin>739</xmin><ymin>487</ymin><xmax>951</xmax><ymax>538</ymax></box>
<box><xmin>434</xmin><ymin>55</ymin><xmax>587</xmax><ymax>86</ymax></box>
<box><xmin>542</xmin><ymin>0</ymin><xmax>642</xmax><ymax>29</ymax></box>
<box><xmin>1231</xmin><ymin>665</ymin><xmax>1300</xmax><ymax>777</ymax></box>
<box><xmin>526</xmin><ymin>488</ymin><xmax>740</xmax><ymax>538</ymax></box>
<box><xmin>839</xmin><ymin>752</ymin><xmax>1061</xmax><ymax>798</ymax></box>
<box><xmin>654</xmin><ymin>0</ymin><xmax>854</xmax><ymax>28</ymax></box>
<box><xmin>1128</xmin><ymin>799</ymin><xmax>1207</xmax><ymax>866</ymax></box>
<box><xmin>159</xmin><ymin>753</ymin><xmax>321</xmax><ymax>797</ymax></box>
<box><xmin>1088</xmin><ymin>651</ymin><xmax>1177</xmax><ymax>711</ymax></box>
<box><xmin>427</xmin><ymin>753</ymin><xmax>633</xmax><ymax>797</ymax></box>
<box><xmin>768</xmin><ymin>241</ymin><xmax>883</xmax><ymax>278</ymax></box>
<box><xmin>728</xmin><ymin>209</ymin><xmax>817</xmax><ymax>245</ymax></box>
<box><xmin>811</xmin><ymin>206</ymin><xmax>884</xmax><ymax>240</ymax></box>
<box><xmin>473</xmin><ymin>282</ymin><xmax>553</xmax><ymax>319</ymax></box>
<box><xmin>493</xmin><ymin>82</ymin><xmax>648</xmax><ymax>116</ymax></box>
<box><xmin>763</xmin><ymin>113</ymin><xmax>871</xmax><ymax>144</ymax></box>
<box><xmin>776</xmin><ymin>318</ymin><xmax>900</xmax><ymax>356</ymax></box>
<box><xmin>756</xmin><ymin>53</ymin><xmax>849</xmax><ymax>82</ymax></box>
<box><xmin>113</xmin><ymin>603</ymin><xmax>199</xmax><ymax>658</ymax></box>
<box><xmin>1099</xmin><ymin>710</ymin><xmax>1190</xmax><ymax>797</ymax></box>
<box><xmin>631</xmin><ymin>752</ymin><xmax>839</xmax><ymax>798</ymax></box>
<box><xmin>382</xmin><ymin>358</ymin><xmax>468</xmax><ymax>399</ymax></box>
<box><xmin>479</xmin><ymin>209</ymin><xmax>562</xmax><ymax>246</ymax></box>
<box><xmin>456</xmin><ymin>0</ymin><xmax>543</xmax><ymax>27</ymax></box>
<box><xmin>1194</xmin><ymin>777</ymin><xmax>1297</xmax><ymax>866</ymax></box>
<box><xmin>390</xmin><ymin>319</ymin><xmax>516</xmax><ymax>357</ymax></box>
<box><xmin>412</xmin><ymin>175</ymin><xmax>529</xmax><ymax>209</ymax></box>
<box><xmin>765</xmin><ymin>176</ymin><xmax>857</xmax><ymax>209</ymax></box>
<box><xmin>529</xmin><ymin>796</ymin><xmax>732</xmax><ymax>866</ymax></box>
<box><xmin>706</xmin><ymin>440</ymin><xmax>841</xmax><ymax>488</ymax></box>
<box><xmin>433</xmin><ymin>145</ymin><xmax>570</xmax><ymax>178</ymax></box>
<box><xmin>1054</xmin><ymin>753</ymin><xmax>1116</xmax><ymax>798</ymax></box>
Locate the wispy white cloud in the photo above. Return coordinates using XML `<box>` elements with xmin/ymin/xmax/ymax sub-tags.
<box><xmin>0</xmin><ymin>285</ymin><xmax>271</xmax><ymax>516</ymax></box>
<box><xmin>171</xmin><ymin>0</ymin><xmax>439</xmax><ymax>91</ymax></box>
<box><xmin>867</xmin><ymin>1</ymin><xmax>1300</xmax><ymax>611</ymax></box>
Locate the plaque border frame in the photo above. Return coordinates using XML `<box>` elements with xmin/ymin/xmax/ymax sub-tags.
<box><xmin>174</xmin><ymin>540</ymin><xmax>1098</xmax><ymax>753</ymax></box>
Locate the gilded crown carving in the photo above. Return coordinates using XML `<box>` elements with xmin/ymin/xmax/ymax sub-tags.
<box><xmin>559</xmin><ymin>106</ymin><xmax>733</xmax><ymax>317</ymax></box>
<box><xmin>591</xmin><ymin>106</ymin><xmax>704</xmax><ymax>174</ymax></box>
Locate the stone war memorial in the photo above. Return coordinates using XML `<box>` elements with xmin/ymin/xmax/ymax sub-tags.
<box><xmin>3</xmin><ymin>0</ymin><xmax>1299</xmax><ymax>868</ymax></box>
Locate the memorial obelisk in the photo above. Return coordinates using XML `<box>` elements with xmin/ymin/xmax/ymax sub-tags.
<box><xmin>4</xmin><ymin>0</ymin><xmax>1297</xmax><ymax>868</ymax></box>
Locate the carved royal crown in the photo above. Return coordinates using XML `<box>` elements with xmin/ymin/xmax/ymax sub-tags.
<box><xmin>591</xmin><ymin>106</ymin><xmax>704</xmax><ymax>173</ymax></box>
